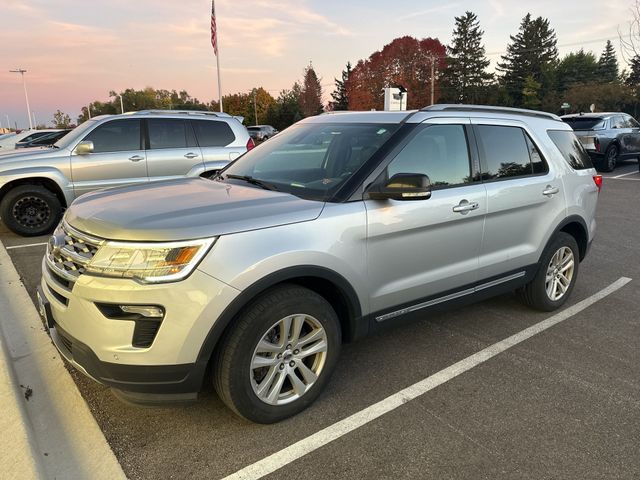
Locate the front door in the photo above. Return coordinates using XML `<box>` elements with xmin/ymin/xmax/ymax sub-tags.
<box><xmin>71</xmin><ymin>118</ymin><xmax>147</xmax><ymax>196</ymax></box>
<box><xmin>365</xmin><ymin>119</ymin><xmax>486</xmax><ymax>315</ymax></box>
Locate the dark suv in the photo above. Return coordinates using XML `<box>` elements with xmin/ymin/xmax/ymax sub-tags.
<box><xmin>561</xmin><ymin>112</ymin><xmax>640</xmax><ymax>172</ymax></box>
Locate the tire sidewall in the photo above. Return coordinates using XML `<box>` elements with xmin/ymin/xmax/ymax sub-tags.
<box><xmin>604</xmin><ymin>145</ymin><xmax>618</xmax><ymax>172</ymax></box>
<box><xmin>0</xmin><ymin>186</ymin><xmax>62</xmax><ymax>236</ymax></box>
<box><xmin>223</xmin><ymin>287</ymin><xmax>341</xmax><ymax>423</ymax></box>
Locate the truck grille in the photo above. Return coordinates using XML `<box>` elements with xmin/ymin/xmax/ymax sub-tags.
<box><xmin>46</xmin><ymin>222</ymin><xmax>104</xmax><ymax>286</ymax></box>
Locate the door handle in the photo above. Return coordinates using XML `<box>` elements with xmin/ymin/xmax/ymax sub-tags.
<box><xmin>184</xmin><ymin>152</ymin><xmax>199</xmax><ymax>159</ymax></box>
<box><xmin>128</xmin><ymin>155</ymin><xmax>144</xmax><ymax>162</ymax></box>
<box><xmin>452</xmin><ymin>200</ymin><xmax>479</xmax><ymax>214</ymax></box>
<box><xmin>542</xmin><ymin>185</ymin><xmax>559</xmax><ymax>197</ymax></box>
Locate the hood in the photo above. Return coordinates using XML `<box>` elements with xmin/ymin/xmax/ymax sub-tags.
<box><xmin>65</xmin><ymin>178</ymin><xmax>325</xmax><ymax>241</ymax></box>
<box><xmin>0</xmin><ymin>146</ymin><xmax>57</xmax><ymax>159</ymax></box>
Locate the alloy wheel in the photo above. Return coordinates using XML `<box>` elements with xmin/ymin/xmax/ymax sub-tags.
<box><xmin>12</xmin><ymin>196</ymin><xmax>51</xmax><ymax>229</ymax></box>
<box><xmin>250</xmin><ymin>314</ymin><xmax>328</xmax><ymax>406</ymax></box>
<box><xmin>545</xmin><ymin>246</ymin><xmax>575</xmax><ymax>301</ymax></box>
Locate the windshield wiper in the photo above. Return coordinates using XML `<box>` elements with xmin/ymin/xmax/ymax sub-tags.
<box><xmin>47</xmin><ymin>144</ymin><xmax>59</xmax><ymax>148</ymax></box>
<box><xmin>225</xmin><ymin>174</ymin><xmax>279</xmax><ymax>191</ymax></box>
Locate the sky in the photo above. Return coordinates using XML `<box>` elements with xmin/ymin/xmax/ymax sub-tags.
<box><xmin>0</xmin><ymin>0</ymin><xmax>634</xmax><ymax>129</ymax></box>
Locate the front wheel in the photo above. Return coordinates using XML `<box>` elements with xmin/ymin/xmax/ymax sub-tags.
<box><xmin>213</xmin><ymin>285</ymin><xmax>341</xmax><ymax>423</ymax></box>
<box><xmin>0</xmin><ymin>185</ymin><xmax>62</xmax><ymax>236</ymax></box>
<box><xmin>517</xmin><ymin>232</ymin><xmax>580</xmax><ymax>311</ymax></box>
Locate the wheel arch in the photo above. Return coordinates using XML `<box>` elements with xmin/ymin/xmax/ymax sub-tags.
<box><xmin>0</xmin><ymin>176</ymin><xmax>68</xmax><ymax>208</ymax></box>
<box><xmin>554</xmin><ymin>215</ymin><xmax>589</xmax><ymax>261</ymax></box>
<box><xmin>194</xmin><ymin>265</ymin><xmax>365</xmax><ymax>386</ymax></box>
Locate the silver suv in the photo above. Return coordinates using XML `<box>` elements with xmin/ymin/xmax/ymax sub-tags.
<box><xmin>38</xmin><ymin>105</ymin><xmax>601</xmax><ymax>423</ymax></box>
<box><xmin>0</xmin><ymin>110</ymin><xmax>253</xmax><ymax>236</ymax></box>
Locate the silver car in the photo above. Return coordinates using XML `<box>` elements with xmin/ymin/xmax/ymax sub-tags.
<box><xmin>0</xmin><ymin>110</ymin><xmax>253</xmax><ymax>236</ymax></box>
<box><xmin>39</xmin><ymin>105</ymin><xmax>600</xmax><ymax>423</ymax></box>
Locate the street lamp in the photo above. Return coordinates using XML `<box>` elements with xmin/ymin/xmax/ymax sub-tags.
<box><xmin>10</xmin><ymin>68</ymin><xmax>33</xmax><ymax>130</ymax></box>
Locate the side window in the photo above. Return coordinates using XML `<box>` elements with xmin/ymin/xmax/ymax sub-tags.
<box><xmin>547</xmin><ymin>130</ymin><xmax>594</xmax><ymax>170</ymax></box>
<box><xmin>476</xmin><ymin>125</ymin><xmax>543</xmax><ymax>180</ymax></box>
<box><xmin>612</xmin><ymin>116</ymin><xmax>626</xmax><ymax>129</ymax></box>
<box><xmin>147</xmin><ymin>119</ymin><xmax>194</xmax><ymax>149</ymax></box>
<box><xmin>387</xmin><ymin>125</ymin><xmax>472</xmax><ymax>188</ymax></box>
<box><xmin>83</xmin><ymin>119</ymin><xmax>141</xmax><ymax>153</ymax></box>
<box><xmin>626</xmin><ymin>115</ymin><xmax>640</xmax><ymax>128</ymax></box>
<box><xmin>191</xmin><ymin>120</ymin><xmax>235</xmax><ymax>147</ymax></box>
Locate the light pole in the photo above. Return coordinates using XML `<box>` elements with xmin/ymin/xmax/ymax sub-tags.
<box><xmin>32</xmin><ymin>111</ymin><xmax>37</xmax><ymax>128</ymax></box>
<box><xmin>10</xmin><ymin>68</ymin><xmax>33</xmax><ymax>130</ymax></box>
<box><xmin>4</xmin><ymin>114</ymin><xmax>9</xmax><ymax>130</ymax></box>
<box><xmin>120</xmin><ymin>95</ymin><xmax>124</xmax><ymax>114</ymax></box>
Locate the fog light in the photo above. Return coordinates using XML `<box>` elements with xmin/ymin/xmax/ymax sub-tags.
<box><xmin>119</xmin><ymin>305</ymin><xmax>164</xmax><ymax>318</ymax></box>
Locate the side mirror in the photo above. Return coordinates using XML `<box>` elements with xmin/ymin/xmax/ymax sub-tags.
<box><xmin>368</xmin><ymin>173</ymin><xmax>432</xmax><ymax>201</ymax></box>
<box><xmin>75</xmin><ymin>140</ymin><xmax>94</xmax><ymax>155</ymax></box>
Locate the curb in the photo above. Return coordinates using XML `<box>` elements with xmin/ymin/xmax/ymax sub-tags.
<box><xmin>0</xmin><ymin>240</ymin><xmax>126</xmax><ymax>479</ymax></box>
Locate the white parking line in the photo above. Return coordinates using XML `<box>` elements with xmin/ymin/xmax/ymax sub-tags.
<box><xmin>611</xmin><ymin>171</ymin><xmax>639</xmax><ymax>179</ymax></box>
<box><xmin>224</xmin><ymin>277</ymin><xmax>632</xmax><ymax>480</ymax></box>
<box><xmin>5</xmin><ymin>242</ymin><xmax>47</xmax><ymax>250</ymax></box>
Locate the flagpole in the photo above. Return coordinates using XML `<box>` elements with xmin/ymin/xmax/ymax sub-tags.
<box><xmin>212</xmin><ymin>0</ymin><xmax>223</xmax><ymax>113</ymax></box>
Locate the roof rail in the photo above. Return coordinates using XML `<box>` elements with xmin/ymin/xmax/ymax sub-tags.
<box><xmin>131</xmin><ymin>109</ymin><xmax>232</xmax><ymax>118</ymax></box>
<box><xmin>421</xmin><ymin>104</ymin><xmax>562</xmax><ymax>121</ymax></box>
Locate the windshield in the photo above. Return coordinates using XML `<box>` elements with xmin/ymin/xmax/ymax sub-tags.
<box><xmin>562</xmin><ymin>117</ymin><xmax>606</xmax><ymax>131</ymax></box>
<box><xmin>54</xmin><ymin>120</ymin><xmax>98</xmax><ymax>149</ymax></box>
<box><xmin>221</xmin><ymin>122</ymin><xmax>398</xmax><ymax>201</ymax></box>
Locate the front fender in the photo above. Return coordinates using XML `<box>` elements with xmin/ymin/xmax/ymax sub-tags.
<box><xmin>0</xmin><ymin>166</ymin><xmax>73</xmax><ymax>206</ymax></box>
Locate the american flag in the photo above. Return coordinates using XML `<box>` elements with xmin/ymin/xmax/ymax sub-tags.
<box><xmin>210</xmin><ymin>0</ymin><xmax>218</xmax><ymax>55</ymax></box>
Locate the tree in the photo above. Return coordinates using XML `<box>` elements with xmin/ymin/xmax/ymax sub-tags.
<box><xmin>598</xmin><ymin>40</ymin><xmax>619</xmax><ymax>83</ymax></box>
<box><xmin>522</xmin><ymin>75</ymin><xmax>542</xmax><ymax>109</ymax></box>
<box><xmin>497</xmin><ymin>13</ymin><xmax>558</xmax><ymax>107</ymax></box>
<box><xmin>564</xmin><ymin>82</ymin><xmax>634</xmax><ymax>112</ymax></box>
<box><xmin>443</xmin><ymin>11</ymin><xmax>492</xmax><ymax>103</ymax></box>
<box><xmin>52</xmin><ymin>110</ymin><xmax>72</xmax><ymax>128</ymax></box>
<box><xmin>330</xmin><ymin>62</ymin><xmax>352</xmax><ymax>110</ymax></box>
<box><xmin>556</xmin><ymin>50</ymin><xmax>599</xmax><ymax>93</ymax></box>
<box><xmin>300</xmin><ymin>63</ymin><xmax>323</xmax><ymax>117</ymax></box>
<box><xmin>347</xmin><ymin>36</ymin><xmax>447</xmax><ymax>110</ymax></box>
<box><xmin>264</xmin><ymin>83</ymin><xmax>304</xmax><ymax>130</ymax></box>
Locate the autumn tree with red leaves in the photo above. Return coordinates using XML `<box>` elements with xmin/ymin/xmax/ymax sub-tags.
<box><xmin>346</xmin><ymin>36</ymin><xmax>447</xmax><ymax>110</ymax></box>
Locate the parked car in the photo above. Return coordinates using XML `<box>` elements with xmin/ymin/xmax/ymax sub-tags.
<box><xmin>39</xmin><ymin>105</ymin><xmax>600</xmax><ymax>423</ymax></box>
<box><xmin>247</xmin><ymin>125</ymin><xmax>278</xmax><ymax>141</ymax></box>
<box><xmin>0</xmin><ymin>129</ymin><xmax>59</xmax><ymax>151</ymax></box>
<box><xmin>561</xmin><ymin>112</ymin><xmax>640</xmax><ymax>172</ymax></box>
<box><xmin>15</xmin><ymin>129</ymin><xmax>71</xmax><ymax>149</ymax></box>
<box><xmin>0</xmin><ymin>110</ymin><xmax>254</xmax><ymax>236</ymax></box>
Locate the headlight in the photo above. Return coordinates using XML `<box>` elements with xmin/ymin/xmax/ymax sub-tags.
<box><xmin>85</xmin><ymin>238</ymin><xmax>216</xmax><ymax>283</ymax></box>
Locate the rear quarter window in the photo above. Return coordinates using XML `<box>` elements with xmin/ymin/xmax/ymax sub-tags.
<box><xmin>547</xmin><ymin>130</ymin><xmax>594</xmax><ymax>170</ymax></box>
<box><xmin>191</xmin><ymin>119</ymin><xmax>235</xmax><ymax>147</ymax></box>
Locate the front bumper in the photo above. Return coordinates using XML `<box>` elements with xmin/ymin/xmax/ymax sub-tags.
<box><xmin>40</xmin><ymin>257</ymin><xmax>240</xmax><ymax>395</ymax></box>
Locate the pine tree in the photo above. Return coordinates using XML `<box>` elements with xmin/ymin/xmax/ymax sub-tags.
<box><xmin>556</xmin><ymin>49</ymin><xmax>599</xmax><ymax>93</ymax></box>
<box><xmin>625</xmin><ymin>55</ymin><xmax>640</xmax><ymax>87</ymax></box>
<box><xmin>497</xmin><ymin>13</ymin><xmax>558</xmax><ymax>107</ymax></box>
<box><xmin>330</xmin><ymin>62</ymin><xmax>351</xmax><ymax>110</ymax></box>
<box><xmin>598</xmin><ymin>40</ymin><xmax>619</xmax><ymax>83</ymax></box>
<box><xmin>300</xmin><ymin>63</ymin><xmax>323</xmax><ymax>117</ymax></box>
<box><xmin>445</xmin><ymin>11</ymin><xmax>492</xmax><ymax>103</ymax></box>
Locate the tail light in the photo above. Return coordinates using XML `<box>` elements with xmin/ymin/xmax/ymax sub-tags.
<box><xmin>594</xmin><ymin>136</ymin><xmax>600</xmax><ymax>152</ymax></box>
<box><xmin>593</xmin><ymin>175</ymin><xmax>603</xmax><ymax>192</ymax></box>
<box><xmin>246</xmin><ymin>137</ymin><xmax>255</xmax><ymax>151</ymax></box>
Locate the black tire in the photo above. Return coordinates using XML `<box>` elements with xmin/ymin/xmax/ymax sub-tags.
<box><xmin>600</xmin><ymin>144</ymin><xmax>618</xmax><ymax>172</ymax></box>
<box><xmin>517</xmin><ymin>232</ymin><xmax>580</xmax><ymax>312</ymax></box>
<box><xmin>213</xmin><ymin>284</ymin><xmax>341</xmax><ymax>423</ymax></box>
<box><xmin>0</xmin><ymin>185</ymin><xmax>62</xmax><ymax>237</ymax></box>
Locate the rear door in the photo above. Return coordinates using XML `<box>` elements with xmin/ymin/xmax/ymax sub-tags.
<box><xmin>621</xmin><ymin>115</ymin><xmax>640</xmax><ymax>155</ymax></box>
<box><xmin>71</xmin><ymin>118</ymin><xmax>147</xmax><ymax>196</ymax></box>
<box><xmin>472</xmin><ymin>120</ymin><xmax>565</xmax><ymax>280</ymax></box>
<box><xmin>365</xmin><ymin>118</ymin><xmax>487</xmax><ymax>314</ymax></box>
<box><xmin>191</xmin><ymin>119</ymin><xmax>240</xmax><ymax>172</ymax></box>
<box><xmin>145</xmin><ymin>118</ymin><xmax>204</xmax><ymax>180</ymax></box>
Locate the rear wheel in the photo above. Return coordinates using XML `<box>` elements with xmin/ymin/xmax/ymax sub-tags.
<box><xmin>517</xmin><ymin>232</ymin><xmax>579</xmax><ymax>311</ymax></box>
<box><xmin>0</xmin><ymin>185</ymin><xmax>62</xmax><ymax>236</ymax></box>
<box><xmin>213</xmin><ymin>285</ymin><xmax>341</xmax><ymax>423</ymax></box>
<box><xmin>600</xmin><ymin>144</ymin><xmax>618</xmax><ymax>172</ymax></box>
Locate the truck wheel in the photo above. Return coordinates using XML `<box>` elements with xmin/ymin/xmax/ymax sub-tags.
<box><xmin>0</xmin><ymin>185</ymin><xmax>62</xmax><ymax>236</ymax></box>
<box><xmin>213</xmin><ymin>284</ymin><xmax>341</xmax><ymax>423</ymax></box>
<box><xmin>517</xmin><ymin>232</ymin><xmax>580</xmax><ymax>312</ymax></box>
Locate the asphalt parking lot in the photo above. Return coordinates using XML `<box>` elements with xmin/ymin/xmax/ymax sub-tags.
<box><xmin>1</xmin><ymin>162</ymin><xmax>639</xmax><ymax>480</ymax></box>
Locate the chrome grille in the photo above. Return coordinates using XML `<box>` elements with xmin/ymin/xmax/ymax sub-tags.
<box><xmin>46</xmin><ymin>222</ymin><xmax>104</xmax><ymax>284</ymax></box>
